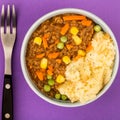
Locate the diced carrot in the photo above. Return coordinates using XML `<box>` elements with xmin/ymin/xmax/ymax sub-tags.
<box><xmin>66</xmin><ymin>44</ymin><xmax>73</xmax><ymax>50</ymax></box>
<box><xmin>81</xmin><ymin>19</ymin><xmax>92</xmax><ymax>26</ymax></box>
<box><xmin>47</xmin><ymin>69</ymin><xmax>53</xmax><ymax>75</ymax></box>
<box><xmin>55</xmin><ymin>39</ymin><xmax>59</xmax><ymax>44</ymax></box>
<box><xmin>44</xmin><ymin>33</ymin><xmax>50</xmax><ymax>39</ymax></box>
<box><xmin>73</xmin><ymin>55</ymin><xmax>81</xmax><ymax>61</ymax></box>
<box><xmin>63</xmin><ymin>15</ymin><xmax>86</xmax><ymax>21</ymax></box>
<box><xmin>48</xmin><ymin>65</ymin><xmax>54</xmax><ymax>72</ymax></box>
<box><xmin>48</xmin><ymin>52</ymin><xmax>60</xmax><ymax>59</ymax></box>
<box><xmin>56</xmin><ymin>59</ymin><xmax>62</xmax><ymax>64</ymax></box>
<box><xmin>60</xmin><ymin>23</ymin><xmax>70</xmax><ymax>35</ymax></box>
<box><xmin>36</xmin><ymin>71</ymin><xmax>44</xmax><ymax>81</ymax></box>
<box><xmin>36</xmin><ymin>53</ymin><xmax>45</xmax><ymax>58</ymax></box>
<box><xmin>42</xmin><ymin>34</ymin><xmax>49</xmax><ymax>48</ymax></box>
<box><xmin>86</xmin><ymin>43</ymin><xmax>93</xmax><ymax>52</ymax></box>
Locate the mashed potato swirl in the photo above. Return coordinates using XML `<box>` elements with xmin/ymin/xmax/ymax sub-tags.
<box><xmin>57</xmin><ymin>31</ymin><xmax>115</xmax><ymax>103</ymax></box>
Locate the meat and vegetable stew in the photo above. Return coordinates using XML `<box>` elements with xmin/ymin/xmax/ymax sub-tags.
<box><xmin>26</xmin><ymin>13</ymin><xmax>115</xmax><ymax>103</ymax></box>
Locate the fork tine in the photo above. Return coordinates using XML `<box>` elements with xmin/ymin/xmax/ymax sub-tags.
<box><xmin>12</xmin><ymin>5</ymin><xmax>16</xmax><ymax>34</ymax></box>
<box><xmin>1</xmin><ymin>5</ymin><xmax>5</xmax><ymax>34</ymax></box>
<box><xmin>6</xmin><ymin>4</ymin><xmax>11</xmax><ymax>33</ymax></box>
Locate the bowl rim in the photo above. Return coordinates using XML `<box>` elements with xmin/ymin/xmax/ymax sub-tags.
<box><xmin>20</xmin><ymin>8</ymin><xmax>119</xmax><ymax>107</ymax></box>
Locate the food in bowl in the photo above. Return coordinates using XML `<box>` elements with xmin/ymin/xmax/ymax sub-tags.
<box><xmin>25</xmin><ymin>13</ymin><xmax>116</xmax><ymax>104</ymax></box>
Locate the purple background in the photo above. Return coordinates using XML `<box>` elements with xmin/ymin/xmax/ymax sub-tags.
<box><xmin>0</xmin><ymin>0</ymin><xmax>120</xmax><ymax>120</ymax></box>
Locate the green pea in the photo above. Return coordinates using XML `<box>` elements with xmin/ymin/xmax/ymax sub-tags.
<box><xmin>94</xmin><ymin>25</ymin><xmax>102</xmax><ymax>32</ymax></box>
<box><xmin>43</xmin><ymin>85</ymin><xmax>51</xmax><ymax>92</ymax></box>
<box><xmin>60</xmin><ymin>36</ymin><xmax>67</xmax><ymax>43</ymax></box>
<box><xmin>48</xmin><ymin>79</ymin><xmax>55</xmax><ymax>86</ymax></box>
<box><xmin>55</xmin><ymin>93</ymin><xmax>61</xmax><ymax>100</ymax></box>
<box><xmin>61</xmin><ymin>95</ymin><xmax>67</xmax><ymax>100</ymax></box>
<box><xmin>57</xmin><ymin>42</ymin><xmax>64</xmax><ymax>49</ymax></box>
<box><xmin>47</xmin><ymin>74</ymin><xmax>52</xmax><ymax>79</ymax></box>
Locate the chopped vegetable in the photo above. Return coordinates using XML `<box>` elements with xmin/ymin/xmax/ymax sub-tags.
<box><xmin>34</xmin><ymin>37</ymin><xmax>42</xmax><ymax>45</ymax></box>
<box><xmin>66</xmin><ymin>44</ymin><xmax>73</xmax><ymax>50</ymax></box>
<box><xmin>73</xmin><ymin>55</ymin><xmax>81</xmax><ymax>61</ymax></box>
<box><xmin>62</xmin><ymin>56</ymin><xmax>71</xmax><ymax>64</ymax></box>
<box><xmin>55</xmin><ymin>93</ymin><xmax>61</xmax><ymax>100</ymax></box>
<box><xmin>47</xmin><ymin>74</ymin><xmax>52</xmax><ymax>79</ymax></box>
<box><xmin>72</xmin><ymin>35</ymin><xmax>82</xmax><ymax>45</ymax></box>
<box><xmin>47</xmin><ymin>69</ymin><xmax>53</xmax><ymax>75</ymax></box>
<box><xmin>94</xmin><ymin>25</ymin><xmax>102</xmax><ymax>32</ymax></box>
<box><xmin>48</xmin><ymin>52</ymin><xmax>59</xmax><ymax>59</ymax></box>
<box><xmin>40</xmin><ymin>58</ymin><xmax>48</xmax><ymax>69</ymax></box>
<box><xmin>55</xmin><ymin>39</ymin><xmax>59</xmax><ymax>44</ymax></box>
<box><xmin>57</xmin><ymin>42</ymin><xmax>64</xmax><ymax>49</ymax></box>
<box><xmin>86</xmin><ymin>43</ymin><xmax>93</xmax><ymax>52</ymax></box>
<box><xmin>43</xmin><ymin>34</ymin><xmax>49</xmax><ymax>48</ymax></box>
<box><xmin>36</xmin><ymin>53</ymin><xmax>45</xmax><ymax>58</ymax></box>
<box><xmin>81</xmin><ymin>19</ymin><xmax>92</xmax><ymax>26</ymax></box>
<box><xmin>47</xmin><ymin>65</ymin><xmax>54</xmax><ymax>75</ymax></box>
<box><xmin>70</xmin><ymin>27</ymin><xmax>79</xmax><ymax>35</ymax></box>
<box><xmin>48</xmin><ymin>65</ymin><xmax>54</xmax><ymax>71</ymax></box>
<box><xmin>61</xmin><ymin>95</ymin><xmax>67</xmax><ymax>100</ymax></box>
<box><xmin>60</xmin><ymin>23</ymin><xmax>69</xmax><ymax>35</ymax></box>
<box><xmin>60</xmin><ymin>36</ymin><xmax>67</xmax><ymax>43</ymax></box>
<box><xmin>48</xmin><ymin>79</ymin><xmax>55</xmax><ymax>86</ymax></box>
<box><xmin>44</xmin><ymin>85</ymin><xmax>51</xmax><ymax>92</ymax></box>
<box><xmin>78</xmin><ymin>50</ymin><xmax>86</xmax><ymax>57</ymax></box>
<box><xmin>56</xmin><ymin>59</ymin><xmax>62</xmax><ymax>64</ymax></box>
<box><xmin>63</xmin><ymin>15</ymin><xmax>86</xmax><ymax>21</ymax></box>
<box><xmin>36</xmin><ymin>71</ymin><xmax>44</xmax><ymax>81</ymax></box>
<box><xmin>56</xmin><ymin>75</ymin><xmax>65</xmax><ymax>83</ymax></box>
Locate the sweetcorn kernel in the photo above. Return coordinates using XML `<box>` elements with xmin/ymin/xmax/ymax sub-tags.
<box><xmin>56</xmin><ymin>75</ymin><xmax>65</xmax><ymax>84</ymax></box>
<box><xmin>34</xmin><ymin>37</ymin><xmax>42</xmax><ymax>45</ymax></box>
<box><xmin>40</xmin><ymin>58</ymin><xmax>48</xmax><ymax>69</ymax></box>
<box><xmin>70</xmin><ymin>27</ymin><xmax>79</xmax><ymax>35</ymax></box>
<box><xmin>72</xmin><ymin>35</ymin><xmax>82</xmax><ymax>45</ymax></box>
<box><xmin>78</xmin><ymin>50</ymin><xmax>86</xmax><ymax>57</ymax></box>
<box><xmin>62</xmin><ymin>56</ymin><xmax>71</xmax><ymax>64</ymax></box>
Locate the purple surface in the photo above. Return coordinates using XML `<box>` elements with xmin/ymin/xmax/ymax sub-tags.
<box><xmin>0</xmin><ymin>0</ymin><xmax>120</xmax><ymax>120</ymax></box>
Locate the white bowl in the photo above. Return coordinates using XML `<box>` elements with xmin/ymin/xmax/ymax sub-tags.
<box><xmin>21</xmin><ymin>8</ymin><xmax>119</xmax><ymax>107</ymax></box>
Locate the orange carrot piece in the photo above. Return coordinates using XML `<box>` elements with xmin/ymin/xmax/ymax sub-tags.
<box><xmin>66</xmin><ymin>44</ymin><xmax>73</xmax><ymax>50</ymax></box>
<box><xmin>60</xmin><ymin>23</ymin><xmax>70</xmax><ymax>35</ymax></box>
<box><xmin>36</xmin><ymin>53</ymin><xmax>45</xmax><ymax>58</ymax></box>
<box><xmin>63</xmin><ymin>15</ymin><xmax>86</xmax><ymax>21</ymax></box>
<box><xmin>47</xmin><ymin>69</ymin><xmax>53</xmax><ymax>75</ymax></box>
<box><xmin>42</xmin><ymin>34</ymin><xmax>49</xmax><ymax>48</ymax></box>
<box><xmin>36</xmin><ymin>71</ymin><xmax>44</xmax><ymax>81</ymax></box>
<box><xmin>48</xmin><ymin>52</ymin><xmax>60</xmax><ymax>59</ymax></box>
<box><xmin>73</xmin><ymin>55</ymin><xmax>81</xmax><ymax>61</ymax></box>
<box><xmin>56</xmin><ymin>59</ymin><xmax>62</xmax><ymax>64</ymax></box>
<box><xmin>86</xmin><ymin>43</ymin><xmax>93</xmax><ymax>52</ymax></box>
<box><xmin>55</xmin><ymin>39</ymin><xmax>59</xmax><ymax>44</ymax></box>
<box><xmin>81</xmin><ymin>19</ymin><xmax>92</xmax><ymax>26</ymax></box>
<box><xmin>48</xmin><ymin>65</ymin><xmax>54</xmax><ymax>71</ymax></box>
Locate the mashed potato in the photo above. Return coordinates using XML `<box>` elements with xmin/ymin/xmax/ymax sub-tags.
<box><xmin>57</xmin><ymin>31</ymin><xmax>115</xmax><ymax>103</ymax></box>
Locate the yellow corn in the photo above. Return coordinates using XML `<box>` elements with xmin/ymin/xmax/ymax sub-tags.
<box><xmin>78</xmin><ymin>50</ymin><xmax>86</xmax><ymax>57</ymax></box>
<box><xmin>34</xmin><ymin>37</ymin><xmax>42</xmax><ymax>45</ymax></box>
<box><xmin>70</xmin><ymin>27</ymin><xmax>79</xmax><ymax>35</ymax></box>
<box><xmin>72</xmin><ymin>35</ymin><xmax>82</xmax><ymax>45</ymax></box>
<box><xmin>56</xmin><ymin>75</ymin><xmax>65</xmax><ymax>83</ymax></box>
<box><xmin>40</xmin><ymin>58</ymin><xmax>48</xmax><ymax>69</ymax></box>
<box><xmin>62</xmin><ymin>56</ymin><xmax>71</xmax><ymax>64</ymax></box>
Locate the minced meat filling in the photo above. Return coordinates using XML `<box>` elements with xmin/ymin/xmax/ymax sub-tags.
<box><xmin>26</xmin><ymin>13</ymin><xmax>95</xmax><ymax>100</ymax></box>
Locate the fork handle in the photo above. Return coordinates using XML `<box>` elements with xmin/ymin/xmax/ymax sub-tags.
<box><xmin>2</xmin><ymin>75</ymin><xmax>13</xmax><ymax>120</ymax></box>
